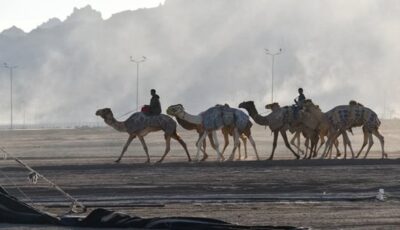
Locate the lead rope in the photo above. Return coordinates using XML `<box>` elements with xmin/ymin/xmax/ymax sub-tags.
<box><xmin>117</xmin><ymin>108</ymin><xmax>139</xmax><ymax>119</ymax></box>
<box><xmin>0</xmin><ymin>147</ymin><xmax>86</xmax><ymax>214</ymax></box>
<box><xmin>0</xmin><ymin>167</ymin><xmax>35</xmax><ymax>206</ymax></box>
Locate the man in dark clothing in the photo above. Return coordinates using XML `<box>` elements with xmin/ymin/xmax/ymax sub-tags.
<box><xmin>149</xmin><ymin>89</ymin><xmax>161</xmax><ymax>115</ymax></box>
<box><xmin>294</xmin><ymin>88</ymin><xmax>306</xmax><ymax>108</ymax></box>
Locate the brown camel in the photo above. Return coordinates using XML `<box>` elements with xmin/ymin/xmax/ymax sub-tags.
<box><xmin>238</xmin><ymin>101</ymin><xmax>301</xmax><ymax>160</ymax></box>
<box><xmin>302</xmin><ymin>100</ymin><xmax>354</xmax><ymax>159</ymax></box>
<box><xmin>95</xmin><ymin>108</ymin><xmax>191</xmax><ymax>163</ymax></box>
<box><xmin>264</xmin><ymin>102</ymin><xmax>320</xmax><ymax>159</ymax></box>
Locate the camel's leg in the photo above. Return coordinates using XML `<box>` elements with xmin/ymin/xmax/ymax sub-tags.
<box><xmin>290</xmin><ymin>131</ymin><xmax>304</xmax><ymax>155</ymax></box>
<box><xmin>314</xmin><ymin>134</ymin><xmax>325</xmax><ymax>157</ymax></box>
<box><xmin>304</xmin><ymin>137</ymin><xmax>310</xmax><ymax>159</ymax></box>
<box><xmin>115</xmin><ymin>134</ymin><xmax>136</xmax><ymax>163</ymax></box>
<box><xmin>363</xmin><ymin>133</ymin><xmax>374</xmax><ymax>159</ymax></box>
<box><xmin>138</xmin><ymin>136</ymin><xmax>150</xmax><ymax>163</ymax></box>
<box><xmin>227</xmin><ymin>128</ymin><xmax>240</xmax><ymax>161</ymax></box>
<box><xmin>321</xmin><ymin>136</ymin><xmax>331</xmax><ymax>159</ymax></box>
<box><xmin>310</xmin><ymin>134</ymin><xmax>319</xmax><ymax>159</ymax></box>
<box><xmin>341</xmin><ymin>134</ymin><xmax>347</xmax><ymax>159</ymax></box>
<box><xmin>196</xmin><ymin>132</ymin><xmax>209</xmax><ymax>161</ymax></box>
<box><xmin>328</xmin><ymin>132</ymin><xmax>341</xmax><ymax>159</ymax></box>
<box><xmin>342</xmin><ymin>131</ymin><xmax>355</xmax><ymax>159</ymax></box>
<box><xmin>240</xmin><ymin>135</ymin><xmax>248</xmax><ymax>159</ymax></box>
<box><xmin>157</xmin><ymin>135</ymin><xmax>172</xmax><ymax>163</ymax></box>
<box><xmin>356</xmin><ymin>127</ymin><xmax>369</xmax><ymax>158</ymax></box>
<box><xmin>321</xmin><ymin>131</ymin><xmax>339</xmax><ymax>159</ymax></box>
<box><xmin>347</xmin><ymin>132</ymin><xmax>355</xmax><ymax>159</ymax></box>
<box><xmin>308</xmin><ymin>136</ymin><xmax>317</xmax><ymax>159</ymax></box>
<box><xmin>202</xmin><ymin>136</ymin><xmax>208</xmax><ymax>161</ymax></box>
<box><xmin>281</xmin><ymin>130</ymin><xmax>300</xmax><ymax>159</ymax></box>
<box><xmin>316</xmin><ymin>134</ymin><xmax>325</xmax><ymax>154</ymax></box>
<box><xmin>211</xmin><ymin>131</ymin><xmax>224</xmax><ymax>162</ymax></box>
<box><xmin>268</xmin><ymin>131</ymin><xmax>279</xmax><ymax>160</ymax></box>
<box><xmin>371</xmin><ymin>129</ymin><xmax>387</xmax><ymax>159</ymax></box>
<box><xmin>248</xmin><ymin>135</ymin><xmax>260</xmax><ymax>160</ymax></box>
<box><xmin>306</xmin><ymin>135</ymin><xmax>315</xmax><ymax>159</ymax></box>
<box><xmin>171</xmin><ymin>132</ymin><xmax>191</xmax><ymax>162</ymax></box>
<box><xmin>297</xmin><ymin>132</ymin><xmax>302</xmax><ymax>155</ymax></box>
<box><xmin>237</xmin><ymin>140</ymin><xmax>241</xmax><ymax>160</ymax></box>
<box><xmin>326</xmin><ymin>136</ymin><xmax>334</xmax><ymax>159</ymax></box>
<box><xmin>196</xmin><ymin>132</ymin><xmax>208</xmax><ymax>162</ymax></box>
<box><xmin>290</xmin><ymin>132</ymin><xmax>298</xmax><ymax>154</ymax></box>
<box><xmin>333</xmin><ymin>139</ymin><xmax>341</xmax><ymax>157</ymax></box>
<box><xmin>221</xmin><ymin>129</ymin><xmax>229</xmax><ymax>156</ymax></box>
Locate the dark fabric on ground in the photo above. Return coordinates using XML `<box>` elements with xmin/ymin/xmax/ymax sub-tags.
<box><xmin>0</xmin><ymin>186</ymin><xmax>305</xmax><ymax>229</ymax></box>
<box><xmin>70</xmin><ymin>208</ymin><xmax>304</xmax><ymax>229</ymax></box>
<box><xmin>0</xmin><ymin>186</ymin><xmax>59</xmax><ymax>225</ymax></box>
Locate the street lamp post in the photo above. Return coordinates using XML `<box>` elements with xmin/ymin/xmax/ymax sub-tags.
<box><xmin>3</xmin><ymin>63</ymin><xmax>18</xmax><ymax>130</ymax></box>
<box><xmin>130</xmin><ymin>56</ymin><xmax>146</xmax><ymax>112</ymax></box>
<box><xmin>265</xmin><ymin>48</ymin><xmax>282</xmax><ymax>103</ymax></box>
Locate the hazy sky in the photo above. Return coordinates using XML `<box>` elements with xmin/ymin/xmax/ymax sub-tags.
<box><xmin>0</xmin><ymin>0</ymin><xmax>165</xmax><ymax>32</ymax></box>
<box><xmin>0</xmin><ymin>0</ymin><xmax>399</xmax><ymax>125</ymax></box>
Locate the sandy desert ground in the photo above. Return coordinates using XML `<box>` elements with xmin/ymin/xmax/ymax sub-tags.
<box><xmin>1</xmin><ymin>120</ymin><xmax>400</xmax><ymax>229</ymax></box>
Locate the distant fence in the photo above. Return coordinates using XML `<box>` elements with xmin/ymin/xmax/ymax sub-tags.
<box><xmin>0</xmin><ymin>121</ymin><xmax>106</xmax><ymax>130</ymax></box>
<box><xmin>0</xmin><ymin>118</ymin><xmax>399</xmax><ymax>131</ymax></box>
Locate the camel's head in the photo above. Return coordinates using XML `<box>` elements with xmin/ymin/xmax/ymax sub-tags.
<box><xmin>238</xmin><ymin>101</ymin><xmax>255</xmax><ymax>110</ymax></box>
<box><xmin>215</xmin><ymin>103</ymin><xmax>230</xmax><ymax>108</ymax></box>
<box><xmin>303</xmin><ymin>100</ymin><xmax>322</xmax><ymax>113</ymax></box>
<box><xmin>349</xmin><ymin>100</ymin><xmax>363</xmax><ymax>107</ymax></box>
<box><xmin>265</xmin><ymin>102</ymin><xmax>280</xmax><ymax>111</ymax></box>
<box><xmin>303</xmin><ymin>99</ymin><xmax>314</xmax><ymax>108</ymax></box>
<box><xmin>95</xmin><ymin>108</ymin><xmax>114</xmax><ymax>120</ymax></box>
<box><xmin>238</xmin><ymin>101</ymin><xmax>258</xmax><ymax>117</ymax></box>
<box><xmin>166</xmin><ymin>104</ymin><xmax>185</xmax><ymax>118</ymax></box>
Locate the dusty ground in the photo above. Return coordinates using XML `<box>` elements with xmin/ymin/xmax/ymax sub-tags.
<box><xmin>1</xmin><ymin>120</ymin><xmax>400</xmax><ymax>229</ymax></box>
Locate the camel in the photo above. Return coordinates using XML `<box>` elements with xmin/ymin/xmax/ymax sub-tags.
<box><xmin>173</xmin><ymin>117</ymin><xmax>250</xmax><ymax>161</ymax></box>
<box><xmin>347</xmin><ymin>100</ymin><xmax>387</xmax><ymax>159</ymax></box>
<box><xmin>302</xmin><ymin>100</ymin><xmax>355</xmax><ymax>159</ymax></box>
<box><xmin>95</xmin><ymin>108</ymin><xmax>191</xmax><ymax>163</ymax></box>
<box><xmin>238</xmin><ymin>101</ymin><xmax>301</xmax><ymax>160</ymax></box>
<box><xmin>302</xmin><ymin>100</ymin><xmax>386</xmax><ymax>159</ymax></box>
<box><xmin>167</xmin><ymin>104</ymin><xmax>259</xmax><ymax>162</ymax></box>
<box><xmin>264</xmin><ymin>102</ymin><xmax>320</xmax><ymax>159</ymax></box>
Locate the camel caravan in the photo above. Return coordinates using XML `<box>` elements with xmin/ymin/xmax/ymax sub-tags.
<box><xmin>95</xmin><ymin>89</ymin><xmax>387</xmax><ymax>163</ymax></box>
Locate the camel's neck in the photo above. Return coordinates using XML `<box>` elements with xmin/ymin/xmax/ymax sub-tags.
<box><xmin>104</xmin><ymin>116</ymin><xmax>127</xmax><ymax>132</ymax></box>
<box><xmin>176</xmin><ymin>117</ymin><xmax>199</xmax><ymax>130</ymax></box>
<box><xmin>246</xmin><ymin>106</ymin><xmax>269</xmax><ymax>126</ymax></box>
<box><xmin>310</xmin><ymin>108</ymin><xmax>330</xmax><ymax>126</ymax></box>
<box><xmin>177</xmin><ymin>111</ymin><xmax>202</xmax><ymax>125</ymax></box>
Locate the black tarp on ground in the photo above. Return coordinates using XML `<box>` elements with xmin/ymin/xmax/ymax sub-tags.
<box><xmin>0</xmin><ymin>186</ymin><xmax>305</xmax><ymax>229</ymax></box>
<box><xmin>0</xmin><ymin>186</ymin><xmax>59</xmax><ymax>225</ymax></box>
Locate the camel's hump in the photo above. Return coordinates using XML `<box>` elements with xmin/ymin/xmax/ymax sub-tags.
<box><xmin>125</xmin><ymin>112</ymin><xmax>176</xmax><ymax>134</ymax></box>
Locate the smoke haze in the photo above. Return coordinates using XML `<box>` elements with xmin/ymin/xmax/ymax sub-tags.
<box><xmin>0</xmin><ymin>0</ymin><xmax>399</xmax><ymax>125</ymax></box>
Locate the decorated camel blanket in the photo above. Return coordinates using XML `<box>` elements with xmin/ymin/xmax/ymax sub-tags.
<box><xmin>327</xmin><ymin>105</ymin><xmax>380</xmax><ymax>131</ymax></box>
<box><xmin>200</xmin><ymin>105</ymin><xmax>249</xmax><ymax>133</ymax></box>
<box><xmin>266</xmin><ymin>106</ymin><xmax>301</xmax><ymax>131</ymax></box>
<box><xmin>124</xmin><ymin>112</ymin><xmax>176</xmax><ymax>135</ymax></box>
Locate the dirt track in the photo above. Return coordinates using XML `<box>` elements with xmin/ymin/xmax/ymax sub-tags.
<box><xmin>1</xmin><ymin>124</ymin><xmax>400</xmax><ymax>229</ymax></box>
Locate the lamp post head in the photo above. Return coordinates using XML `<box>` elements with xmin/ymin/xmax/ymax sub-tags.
<box><xmin>265</xmin><ymin>48</ymin><xmax>283</xmax><ymax>56</ymax></box>
<box><xmin>130</xmin><ymin>56</ymin><xmax>147</xmax><ymax>63</ymax></box>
